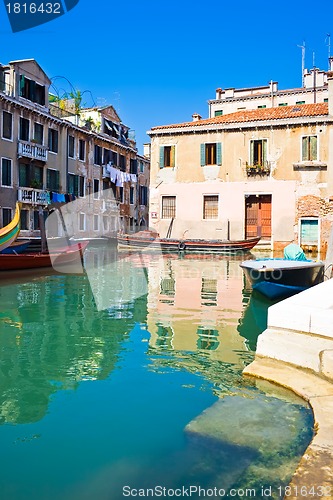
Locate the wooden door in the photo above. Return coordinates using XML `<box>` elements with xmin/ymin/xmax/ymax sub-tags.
<box><xmin>245</xmin><ymin>195</ymin><xmax>272</xmax><ymax>239</ymax></box>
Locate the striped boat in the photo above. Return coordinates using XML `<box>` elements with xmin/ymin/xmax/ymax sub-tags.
<box><xmin>0</xmin><ymin>203</ymin><xmax>21</xmax><ymax>253</ymax></box>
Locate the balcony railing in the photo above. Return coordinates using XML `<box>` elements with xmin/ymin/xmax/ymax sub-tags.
<box><xmin>246</xmin><ymin>161</ymin><xmax>271</xmax><ymax>176</ymax></box>
<box><xmin>18</xmin><ymin>187</ymin><xmax>49</xmax><ymax>205</ymax></box>
<box><xmin>18</xmin><ymin>141</ymin><xmax>48</xmax><ymax>162</ymax></box>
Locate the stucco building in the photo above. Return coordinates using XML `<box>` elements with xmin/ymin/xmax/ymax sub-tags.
<box><xmin>147</xmin><ymin>62</ymin><xmax>333</xmax><ymax>254</ymax></box>
<box><xmin>0</xmin><ymin>59</ymin><xmax>149</xmax><ymax>240</ymax></box>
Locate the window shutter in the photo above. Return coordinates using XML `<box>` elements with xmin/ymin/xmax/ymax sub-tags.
<box><xmin>74</xmin><ymin>175</ymin><xmax>79</xmax><ymax>197</ymax></box>
<box><xmin>171</xmin><ymin>145</ymin><xmax>175</xmax><ymax>168</ymax></box>
<box><xmin>200</xmin><ymin>144</ymin><xmax>205</xmax><ymax>166</ymax></box>
<box><xmin>47</xmin><ymin>169</ymin><xmax>51</xmax><ymax>189</ymax></box>
<box><xmin>263</xmin><ymin>140</ymin><xmax>267</xmax><ymax>164</ymax></box>
<box><xmin>216</xmin><ymin>143</ymin><xmax>222</xmax><ymax>166</ymax></box>
<box><xmin>302</xmin><ymin>137</ymin><xmax>308</xmax><ymax>161</ymax></box>
<box><xmin>56</xmin><ymin>171</ymin><xmax>60</xmax><ymax>191</ymax></box>
<box><xmin>159</xmin><ymin>147</ymin><xmax>164</xmax><ymax>168</ymax></box>
<box><xmin>310</xmin><ymin>136</ymin><xmax>317</xmax><ymax>160</ymax></box>
<box><xmin>250</xmin><ymin>141</ymin><xmax>254</xmax><ymax>165</ymax></box>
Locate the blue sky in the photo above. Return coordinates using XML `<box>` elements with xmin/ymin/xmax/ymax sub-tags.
<box><xmin>0</xmin><ymin>0</ymin><xmax>332</xmax><ymax>153</ymax></box>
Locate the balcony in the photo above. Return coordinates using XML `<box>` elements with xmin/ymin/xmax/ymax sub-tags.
<box><xmin>18</xmin><ymin>141</ymin><xmax>48</xmax><ymax>162</ymax></box>
<box><xmin>18</xmin><ymin>187</ymin><xmax>49</xmax><ymax>205</ymax></box>
<box><xmin>246</xmin><ymin>161</ymin><xmax>271</xmax><ymax>177</ymax></box>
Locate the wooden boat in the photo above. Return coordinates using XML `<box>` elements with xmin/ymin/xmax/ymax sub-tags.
<box><xmin>0</xmin><ymin>202</ymin><xmax>21</xmax><ymax>252</ymax></box>
<box><xmin>0</xmin><ymin>240</ymin><xmax>30</xmax><ymax>254</ymax></box>
<box><xmin>240</xmin><ymin>258</ymin><xmax>325</xmax><ymax>300</ymax></box>
<box><xmin>118</xmin><ymin>231</ymin><xmax>260</xmax><ymax>253</ymax></box>
<box><xmin>0</xmin><ymin>241</ymin><xmax>88</xmax><ymax>273</ymax></box>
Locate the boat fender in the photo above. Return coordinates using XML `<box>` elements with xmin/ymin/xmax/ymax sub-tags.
<box><xmin>178</xmin><ymin>241</ymin><xmax>186</xmax><ymax>251</ymax></box>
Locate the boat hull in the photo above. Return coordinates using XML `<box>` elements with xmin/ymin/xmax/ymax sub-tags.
<box><xmin>118</xmin><ymin>233</ymin><xmax>260</xmax><ymax>253</ymax></box>
<box><xmin>240</xmin><ymin>259</ymin><xmax>325</xmax><ymax>300</ymax></box>
<box><xmin>0</xmin><ymin>240</ymin><xmax>30</xmax><ymax>254</ymax></box>
<box><xmin>0</xmin><ymin>242</ymin><xmax>88</xmax><ymax>273</ymax></box>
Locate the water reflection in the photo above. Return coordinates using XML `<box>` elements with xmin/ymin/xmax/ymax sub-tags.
<box><xmin>0</xmin><ymin>268</ymin><xmax>147</xmax><ymax>425</ymax></box>
<box><xmin>237</xmin><ymin>290</ymin><xmax>277</xmax><ymax>351</ymax></box>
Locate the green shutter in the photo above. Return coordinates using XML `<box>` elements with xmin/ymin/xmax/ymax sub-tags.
<box><xmin>74</xmin><ymin>175</ymin><xmax>79</xmax><ymax>196</ymax></box>
<box><xmin>250</xmin><ymin>141</ymin><xmax>254</xmax><ymax>165</ymax></box>
<box><xmin>159</xmin><ymin>147</ymin><xmax>164</xmax><ymax>169</ymax></box>
<box><xmin>263</xmin><ymin>140</ymin><xmax>267</xmax><ymax>165</ymax></box>
<box><xmin>56</xmin><ymin>171</ymin><xmax>60</xmax><ymax>191</ymax></box>
<box><xmin>302</xmin><ymin>137</ymin><xmax>308</xmax><ymax>161</ymax></box>
<box><xmin>171</xmin><ymin>145</ymin><xmax>175</xmax><ymax>168</ymax></box>
<box><xmin>47</xmin><ymin>169</ymin><xmax>51</xmax><ymax>189</ymax></box>
<box><xmin>310</xmin><ymin>136</ymin><xmax>317</xmax><ymax>161</ymax></box>
<box><xmin>216</xmin><ymin>143</ymin><xmax>222</xmax><ymax>166</ymax></box>
<box><xmin>200</xmin><ymin>144</ymin><xmax>205</xmax><ymax>166</ymax></box>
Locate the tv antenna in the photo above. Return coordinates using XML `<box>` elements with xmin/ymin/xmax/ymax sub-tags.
<box><xmin>297</xmin><ymin>41</ymin><xmax>306</xmax><ymax>86</ymax></box>
<box><xmin>326</xmin><ymin>33</ymin><xmax>331</xmax><ymax>68</ymax></box>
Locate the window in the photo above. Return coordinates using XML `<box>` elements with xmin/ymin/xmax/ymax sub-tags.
<box><xmin>119</xmin><ymin>154</ymin><xmax>126</xmax><ymax>171</ymax></box>
<box><xmin>19</xmin><ymin>75</ymin><xmax>45</xmax><ymax>105</ymax></box>
<box><xmin>34</xmin><ymin>123</ymin><xmax>43</xmax><ymax>144</ymax></box>
<box><xmin>103</xmin><ymin>148</ymin><xmax>111</xmax><ymax>164</ymax></box>
<box><xmin>159</xmin><ymin>145</ymin><xmax>175</xmax><ymax>168</ymax></box>
<box><xmin>2</xmin><ymin>208</ymin><xmax>11</xmax><ymax>227</ymax></box>
<box><xmin>139</xmin><ymin>186</ymin><xmax>148</xmax><ymax>205</ymax></box>
<box><xmin>130</xmin><ymin>186</ymin><xmax>134</xmax><ymax>204</ymax></box>
<box><xmin>296</xmin><ymin>101</ymin><xmax>305</xmax><ymax>105</ymax></box>
<box><xmin>257</xmin><ymin>105</ymin><xmax>266</xmax><ymax>109</ymax></box>
<box><xmin>103</xmin><ymin>216</ymin><xmax>108</xmax><ymax>231</ymax></box>
<box><xmin>278</xmin><ymin>102</ymin><xmax>288</xmax><ymax>106</ymax></box>
<box><xmin>48</xmin><ymin>128</ymin><xmax>58</xmax><ymax>153</ymax></box>
<box><xmin>118</xmin><ymin>186</ymin><xmax>124</xmax><ymax>203</ymax></box>
<box><xmin>79</xmin><ymin>139</ymin><xmax>86</xmax><ymax>161</ymax></box>
<box><xmin>68</xmin><ymin>135</ymin><xmax>75</xmax><ymax>158</ymax></box>
<box><xmin>2</xmin><ymin>111</ymin><xmax>12</xmax><ymax>140</ymax></box>
<box><xmin>200</xmin><ymin>143</ymin><xmax>222</xmax><ymax>166</ymax></box>
<box><xmin>47</xmin><ymin>169</ymin><xmax>60</xmax><ymax>191</ymax></box>
<box><xmin>79</xmin><ymin>213</ymin><xmax>86</xmax><ymax>231</ymax></box>
<box><xmin>161</xmin><ymin>196</ymin><xmax>176</xmax><ymax>219</ymax></box>
<box><xmin>20</xmin><ymin>209</ymin><xmax>29</xmax><ymax>230</ymax></box>
<box><xmin>19</xmin><ymin>163</ymin><xmax>43</xmax><ymax>188</ymax></box>
<box><xmin>130</xmin><ymin>158</ymin><xmax>137</xmax><ymax>174</ymax></box>
<box><xmin>302</xmin><ymin>136</ymin><xmax>317</xmax><ymax>161</ymax></box>
<box><xmin>19</xmin><ymin>117</ymin><xmax>30</xmax><ymax>141</ymax></box>
<box><xmin>93</xmin><ymin>179</ymin><xmax>99</xmax><ymax>199</ymax></box>
<box><xmin>214</xmin><ymin>110</ymin><xmax>223</xmax><ymax>116</ymax></box>
<box><xmin>203</xmin><ymin>195</ymin><xmax>219</xmax><ymax>220</ymax></box>
<box><xmin>1</xmin><ymin>158</ymin><xmax>12</xmax><ymax>186</ymax></box>
<box><xmin>250</xmin><ymin>139</ymin><xmax>267</xmax><ymax>167</ymax></box>
<box><xmin>79</xmin><ymin>176</ymin><xmax>85</xmax><ymax>197</ymax></box>
<box><xmin>94</xmin><ymin>145</ymin><xmax>102</xmax><ymax>165</ymax></box>
<box><xmin>68</xmin><ymin>173</ymin><xmax>79</xmax><ymax>196</ymax></box>
<box><xmin>139</xmin><ymin>160</ymin><xmax>144</xmax><ymax>173</ymax></box>
<box><xmin>93</xmin><ymin>214</ymin><xmax>99</xmax><ymax>231</ymax></box>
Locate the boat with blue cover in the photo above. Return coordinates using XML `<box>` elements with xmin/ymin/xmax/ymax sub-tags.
<box><xmin>240</xmin><ymin>244</ymin><xmax>325</xmax><ymax>300</ymax></box>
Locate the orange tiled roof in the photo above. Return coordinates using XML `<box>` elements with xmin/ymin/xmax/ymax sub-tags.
<box><xmin>150</xmin><ymin>102</ymin><xmax>329</xmax><ymax>130</ymax></box>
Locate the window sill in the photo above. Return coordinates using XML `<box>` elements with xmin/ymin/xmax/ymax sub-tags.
<box><xmin>293</xmin><ymin>162</ymin><xmax>327</xmax><ymax>171</ymax></box>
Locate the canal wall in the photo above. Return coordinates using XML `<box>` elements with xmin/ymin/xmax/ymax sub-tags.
<box><xmin>244</xmin><ymin>278</ymin><xmax>333</xmax><ymax>498</ymax></box>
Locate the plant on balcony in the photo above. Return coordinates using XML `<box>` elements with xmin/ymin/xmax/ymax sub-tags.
<box><xmin>30</xmin><ymin>179</ymin><xmax>42</xmax><ymax>189</ymax></box>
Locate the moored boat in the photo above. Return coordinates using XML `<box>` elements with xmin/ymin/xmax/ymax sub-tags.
<box><xmin>240</xmin><ymin>257</ymin><xmax>325</xmax><ymax>300</ymax></box>
<box><xmin>0</xmin><ymin>203</ymin><xmax>21</xmax><ymax>252</ymax></box>
<box><xmin>0</xmin><ymin>240</ymin><xmax>30</xmax><ymax>254</ymax></box>
<box><xmin>0</xmin><ymin>241</ymin><xmax>88</xmax><ymax>273</ymax></box>
<box><xmin>118</xmin><ymin>231</ymin><xmax>260</xmax><ymax>253</ymax></box>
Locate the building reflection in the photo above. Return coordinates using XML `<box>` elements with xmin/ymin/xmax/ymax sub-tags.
<box><xmin>147</xmin><ymin>254</ymin><xmax>251</xmax><ymax>366</ymax></box>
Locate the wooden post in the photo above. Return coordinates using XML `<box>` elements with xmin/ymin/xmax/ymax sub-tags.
<box><xmin>325</xmin><ymin>223</ymin><xmax>333</xmax><ymax>278</ymax></box>
<box><xmin>38</xmin><ymin>206</ymin><xmax>47</xmax><ymax>254</ymax></box>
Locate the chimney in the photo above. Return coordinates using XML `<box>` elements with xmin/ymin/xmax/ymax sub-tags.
<box><xmin>216</xmin><ymin>88</ymin><xmax>222</xmax><ymax>99</ymax></box>
<box><xmin>192</xmin><ymin>113</ymin><xmax>202</xmax><ymax>122</ymax></box>
<box><xmin>328</xmin><ymin>71</ymin><xmax>333</xmax><ymax>116</ymax></box>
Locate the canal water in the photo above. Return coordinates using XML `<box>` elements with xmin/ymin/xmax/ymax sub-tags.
<box><xmin>0</xmin><ymin>248</ymin><xmax>313</xmax><ymax>499</ymax></box>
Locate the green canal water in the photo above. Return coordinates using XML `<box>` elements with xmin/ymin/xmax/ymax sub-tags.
<box><xmin>0</xmin><ymin>249</ymin><xmax>313</xmax><ymax>500</ymax></box>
